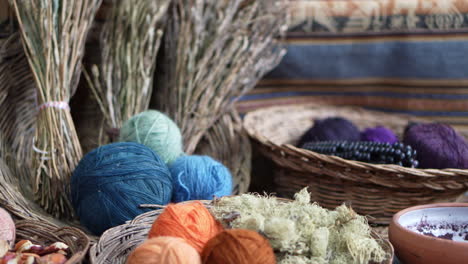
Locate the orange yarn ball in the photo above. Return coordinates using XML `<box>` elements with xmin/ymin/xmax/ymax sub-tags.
<box><xmin>148</xmin><ymin>201</ymin><xmax>223</xmax><ymax>253</ymax></box>
<box><xmin>201</xmin><ymin>229</ymin><xmax>276</xmax><ymax>264</ymax></box>
<box><xmin>126</xmin><ymin>237</ymin><xmax>201</xmax><ymax>264</ymax></box>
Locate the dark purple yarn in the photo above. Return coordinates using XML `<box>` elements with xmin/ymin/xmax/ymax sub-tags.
<box><xmin>298</xmin><ymin>117</ymin><xmax>360</xmax><ymax>147</ymax></box>
<box><xmin>403</xmin><ymin>123</ymin><xmax>468</xmax><ymax>169</ymax></box>
<box><xmin>361</xmin><ymin>126</ymin><xmax>398</xmax><ymax>144</ymax></box>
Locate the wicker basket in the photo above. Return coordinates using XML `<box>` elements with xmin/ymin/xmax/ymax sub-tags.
<box><xmin>90</xmin><ymin>200</ymin><xmax>394</xmax><ymax>264</ymax></box>
<box><xmin>243</xmin><ymin>103</ymin><xmax>468</xmax><ymax>224</ymax></box>
<box><xmin>14</xmin><ymin>220</ymin><xmax>90</xmax><ymax>264</ymax></box>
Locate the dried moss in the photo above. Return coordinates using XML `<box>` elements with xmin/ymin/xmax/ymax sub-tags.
<box><xmin>210</xmin><ymin>188</ymin><xmax>387</xmax><ymax>264</ymax></box>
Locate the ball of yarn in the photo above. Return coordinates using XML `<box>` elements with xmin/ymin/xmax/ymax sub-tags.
<box><xmin>403</xmin><ymin>123</ymin><xmax>468</xmax><ymax>169</ymax></box>
<box><xmin>361</xmin><ymin>126</ymin><xmax>398</xmax><ymax>144</ymax></box>
<box><xmin>148</xmin><ymin>201</ymin><xmax>223</xmax><ymax>253</ymax></box>
<box><xmin>170</xmin><ymin>155</ymin><xmax>232</xmax><ymax>203</ymax></box>
<box><xmin>201</xmin><ymin>229</ymin><xmax>276</xmax><ymax>264</ymax></box>
<box><xmin>119</xmin><ymin>110</ymin><xmax>184</xmax><ymax>164</ymax></box>
<box><xmin>126</xmin><ymin>237</ymin><xmax>201</xmax><ymax>264</ymax></box>
<box><xmin>0</xmin><ymin>208</ymin><xmax>15</xmax><ymax>247</ymax></box>
<box><xmin>298</xmin><ymin>117</ymin><xmax>360</xmax><ymax>147</ymax></box>
<box><xmin>71</xmin><ymin>142</ymin><xmax>173</xmax><ymax>235</ymax></box>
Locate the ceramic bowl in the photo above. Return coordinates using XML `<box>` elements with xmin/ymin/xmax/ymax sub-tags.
<box><xmin>389</xmin><ymin>203</ymin><xmax>468</xmax><ymax>264</ymax></box>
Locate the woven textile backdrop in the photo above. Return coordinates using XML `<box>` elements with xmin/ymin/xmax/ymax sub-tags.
<box><xmin>236</xmin><ymin>0</ymin><xmax>468</xmax><ymax>131</ymax></box>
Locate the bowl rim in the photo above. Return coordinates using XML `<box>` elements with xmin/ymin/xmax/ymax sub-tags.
<box><xmin>392</xmin><ymin>203</ymin><xmax>468</xmax><ymax>246</ymax></box>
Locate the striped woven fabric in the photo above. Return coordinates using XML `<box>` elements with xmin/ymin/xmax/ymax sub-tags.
<box><xmin>237</xmin><ymin>0</ymin><xmax>468</xmax><ymax>131</ymax></box>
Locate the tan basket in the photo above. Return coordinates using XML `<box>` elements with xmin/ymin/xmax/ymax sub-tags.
<box><xmin>243</xmin><ymin>103</ymin><xmax>468</xmax><ymax>224</ymax></box>
<box><xmin>90</xmin><ymin>200</ymin><xmax>394</xmax><ymax>264</ymax></box>
<box><xmin>14</xmin><ymin>220</ymin><xmax>90</xmax><ymax>264</ymax></box>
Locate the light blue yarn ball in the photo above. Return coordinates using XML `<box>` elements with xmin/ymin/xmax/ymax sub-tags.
<box><xmin>71</xmin><ymin>142</ymin><xmax>173</xmax><ymax>235</ymax></box>
<box><xmin>170</xmin><ymin>155</ymin><xmax>233</xmax><ymax>203</ymax></box>
<box><xmin>119</xmin><ymin>110</ymin><xmax>184</xmax><ymax>165</ymax></box>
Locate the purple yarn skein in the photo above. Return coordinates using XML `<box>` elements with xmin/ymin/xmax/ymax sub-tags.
<box><xmin>361</xmin><ymin>126</ymin><xmax>398</xmax><ymax>144</ymax></box>
<box><xmin>298</xmin><ymin>117</ymin><xmax>360</xmax><ymax>147</ymax></box>
<box><xmin>403</xmin><ymin>123</ymin><xmax>468</xmax><ymax>169</ymax></box>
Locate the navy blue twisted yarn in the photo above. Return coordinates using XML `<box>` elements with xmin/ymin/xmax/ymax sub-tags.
<box><xmin>71</xmin><ymin>142</ymin><xmax>173</xmax><ymax>235</ymax></box>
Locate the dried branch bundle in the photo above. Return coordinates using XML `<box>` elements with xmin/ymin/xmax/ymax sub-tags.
<box><xmin>85</xmin><ymin>0</ymin><xmax>170</xmax><ymax>143</ymax></box>
<box><xmin>11</xmin><ymin>0</ymin><xmax>102</xmax><ymax>219</ymax></box>
<box><xmin>154</xmin><ymin>0</ymin><xmax>288</xmax><ymax>153</ymax></box>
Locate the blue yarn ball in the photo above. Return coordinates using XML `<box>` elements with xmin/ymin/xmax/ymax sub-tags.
<box><xmin>71</xmin><ymin>142</ymin><xmax>173</xmax><ymax>235</ymax></box>
<box><xmin>170</xmin><ymin>155</ymin><xmax>233</xmax><ymax>203</ymax></box>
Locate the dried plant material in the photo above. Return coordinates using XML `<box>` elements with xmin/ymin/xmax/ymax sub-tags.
<box><xmin>85</xmin><ymin>0</ymin><xmax>170</xmax><ymax>143</ymax></box>
<box><xmin>11</xmin><ymin>0</ymin><xmax>102</xmax><ymax>218</ymax></box>
<box><xmin>211</xmin><ymin>188</ymin><xmax>387</xmax><ymax>264</ymax></box>
<box><xmin>154</xmin><ymin>0</ymin><xmax>288</xmax><ymax>154</ymax></box>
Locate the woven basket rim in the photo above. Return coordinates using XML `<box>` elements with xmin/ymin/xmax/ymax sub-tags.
<box><xmin>14</xmin><ymin>220</ymin><xmax>90</xmax><ymax>264</ymax></box>
<box><xmin>245</xmin><ymin>103</ymin><xmax>466</xmax><ymax>174</ymax></box>
<box><xmin>90</xmin><ymin>198</ymin><xmax>394</xmax><ymax>264</ymax></box>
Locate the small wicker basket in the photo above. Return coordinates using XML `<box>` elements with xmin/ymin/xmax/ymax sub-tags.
<box><xmin>90</xmin><ymin>200</ymin><xmax>394</xmax><ymax>264</ymax></box>
<box><xmin>14</xmin><ymin>220</ymin><xmax>90</xmax><ymax>264</ymax></box>
<box><xmin>243</xmin><ymin>103</ymin><xmax>468</xmax><ymax>224</ymax></box>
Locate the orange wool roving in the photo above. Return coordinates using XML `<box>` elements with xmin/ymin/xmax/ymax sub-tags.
<box><xmin>126</xmin><ymin>237</ymin><xmax>201</xmax><ymax>264</ymax></box>
<box><xmin>201</xmin><ymin>229</ymin><xmax>276</xmax><ymax>264</ymax></box>
<box><xmin>148</xmin><ymin>201</ymin><xmax>223</xmax><ymax>253</ymax></box>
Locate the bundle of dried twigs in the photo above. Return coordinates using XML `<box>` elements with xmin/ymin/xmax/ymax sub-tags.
<box><xmin>85</xmin><ymin>0</ymin><xmax>170</xmax><ymax>143</ymax></box>
<box><xmin>154</xmin><ymin>0</ymin><xmax>288</xmax><ymax>154</ymax></box>
<box><xmin>11</xmin><ymin>0</ymin><xmax>102</xmax><ymax>219</ymax></box>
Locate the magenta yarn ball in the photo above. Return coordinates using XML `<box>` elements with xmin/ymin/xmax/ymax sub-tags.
<box><xmin>0</xmin><ymin>207</ymin><xmax>15</xmax><ymax>247</ymax></box>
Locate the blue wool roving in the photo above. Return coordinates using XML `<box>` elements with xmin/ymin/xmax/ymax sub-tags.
<box><xmin>170</xmin><ymin>155</ymin><xmax>233</xmax><ymax>203</ymax></box>
<box><xmin>71</xmin><ymin>142</ymin><xmax>173</xmax><ymax>235</ymax></box>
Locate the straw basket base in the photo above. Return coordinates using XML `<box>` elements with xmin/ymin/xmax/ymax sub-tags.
<box><xmin>274</xmin><ymin>169</ymin><xmax>463</xmax><ymax>225</ymax></box>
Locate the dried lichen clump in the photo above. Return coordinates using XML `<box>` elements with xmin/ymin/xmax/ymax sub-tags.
<box><xmin>210</xmin><ymin>188</ymin><xmax>387</xmax><ymax>264</ymax></box>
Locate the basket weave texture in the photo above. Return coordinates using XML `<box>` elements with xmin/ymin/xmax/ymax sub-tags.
<box><xmin>15</xmin><ymin>220</ymin><xmax>90</xmax><ymax>264</ymax></box>
<box><xmin>243</xmin><ymin>103</ymin><xmax>468</xmax><ymax>224</ymax></box>
<box><xmin>90</xmin><ymin>200</ymin><xmax>394</xmax><ymax>264</ymax></box>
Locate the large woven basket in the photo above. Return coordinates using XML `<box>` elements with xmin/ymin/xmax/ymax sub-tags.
<box><xmin>243</xmin><ymin>103</ymin><xmax>468</xmax><ymax>224</ymax></box>
<box><xmin>90</xmin><ymin>200</ymin><xmax>394</xmax><ymax>264</ymax></box>
<box><xmin>14</xmin><ymin>220</ymin><xmax>90</xmax><ymax>264</ymax></box>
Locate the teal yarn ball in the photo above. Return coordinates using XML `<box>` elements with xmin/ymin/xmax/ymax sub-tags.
<box><xmin>170</xmin><ymin>155</ymin><xmax>233</xmax><ymax>203</ymax></box>
<box><xmin>71</xmin><ymin>142</ymin><xmax>173</xmax><ymax>235</ymax></box>
<box><xmin>119</xmin><ymin>110</ymin><xmax>184</xmax><ymax>164</ymax></box>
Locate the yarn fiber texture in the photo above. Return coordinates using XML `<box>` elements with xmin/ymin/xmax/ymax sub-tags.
<box><xmin>170</xmin><ymin>155</ymin><xmax>232</xmax><ymax>203</ymax></box>
<box><xmin>119</xmin><ymin>110</ymin><xmax>184</xmax><ymax>164</ymax></box>
<box><xmin>149</xmin><ymin>201</ymin><xmax>223</xmax><ymax>253</ymax></box>
<box><xmin>71</xmin><ymin>142</ymin><xmax>173</xmax><ymax>235</ymax></box>
<box><xmin>126</xmin><ymin>237</ymin><xmax>201</xmax><ymax>264</ymax></box>
<box><xmin>298</xmin><ymin>117</ymin><xmax>360</xmax><ymax>147</ymax></box>
<box><xmin>0</xmin><ymin>208</ymin><xmax>15</xmax><ymax>247</ymax></box>
<box><xmin>361</xmin><ymin>126</ymin><xmax>398</xmax><ymax>144</ymax></box>
<box><xmin>403</xmin><ymin>123</ymin><xmax>468</xmax><ymax>169</ymax></box>
<box><xmin>201</xmin><ymin>229</ymin><xmax>276</xmax><ymax>264</ymax></box>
